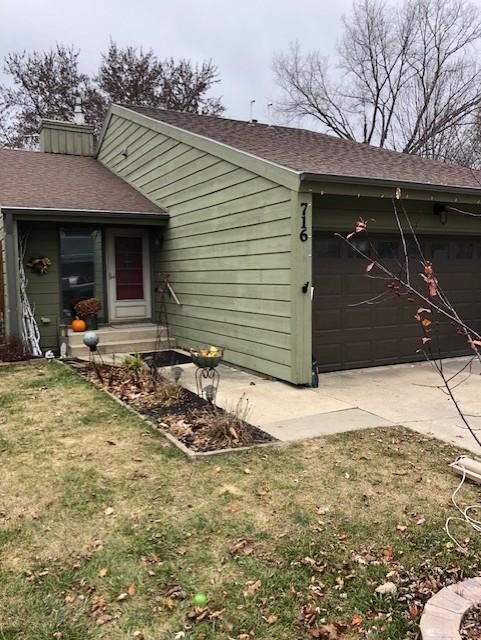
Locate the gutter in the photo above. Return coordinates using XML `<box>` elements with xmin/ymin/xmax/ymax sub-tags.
<box><xmin>2</xmin><ymin>206</ymin><xmax>169</xmax><ymax>221</ymax></box>
<box><xmin>300</xmin><ymin>172</ymin><xmax>481</xmax><ymax>197</ymax></box>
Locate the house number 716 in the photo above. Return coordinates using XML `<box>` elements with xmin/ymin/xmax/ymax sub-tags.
<box><xmin>299</xmin><ymin>202</ymin><xmax>308</xmax><ymax>242</ymax></box>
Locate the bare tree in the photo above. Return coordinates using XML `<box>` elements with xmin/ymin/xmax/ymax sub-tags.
<box><xmin>0</xmin><ymin>42</ymin><xmax>225</xmax><ymax>149</ymax></box>
<box><xmin>96</xmin><ymin>42</ymin><xmax>224</xmax><ymax>115</ymax></box>
<box><xmin>273</xmin><ymin>0</ymin><xmax>481</xmax><ymax>163</ymax></box>
<box><xmin>158</xmin><ymin>58</ymin><xmax>224</xmax><ymax>115</ymax></box>
<box><xmin>0</xmin><ymin>45</ymin><xmax>102</xmax><ymax>148</ymax></box>
<box><xmin>96</xmin><ymin>42</ymin><xmax>162</xmax><ymax>107</ymax></box>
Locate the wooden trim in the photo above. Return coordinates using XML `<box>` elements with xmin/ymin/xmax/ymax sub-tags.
<box><xmin>106</xmin><ymin>228</ymin><xmax>152</xmax><ymax>321</ymax></box>
<box><xmin>289</xmin><ymin>192</ymin><xmax>312</xmax><ymax>384</ymax></box>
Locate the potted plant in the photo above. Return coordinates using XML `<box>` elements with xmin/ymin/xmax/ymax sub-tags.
<box><xmin>190</xmin><ymin>345</ymin><xmax>223</xmax><ymax>369</ymax></box>
<box><xmin>74</xmin><ymin>298</ymin><xmax>102</xmax><ymax>330</ymax></box>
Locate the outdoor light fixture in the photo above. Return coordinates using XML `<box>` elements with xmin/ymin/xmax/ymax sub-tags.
<box><xmin>434</xmin><ymin>202</ymin><xmax>448</xmax><ymax>225</ymax></box>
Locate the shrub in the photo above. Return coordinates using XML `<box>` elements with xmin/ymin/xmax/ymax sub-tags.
<box><xmin>120</xmin><ymin>353</ymin><xmax>145</xmax><ymax>372</ymax></box>
<box><xmin>0</xmin><ymin>335</ymin><xmax>34</xmax><ymax>362</ymax></box>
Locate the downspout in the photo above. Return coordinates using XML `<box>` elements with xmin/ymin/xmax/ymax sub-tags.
<box><xmin>3</xmin><ymin>210</ymin><xmax>20</xmax><ymax>336</ymax></box>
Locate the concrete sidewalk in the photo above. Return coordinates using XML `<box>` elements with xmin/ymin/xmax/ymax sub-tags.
<box><xmin>163</xmin><ymin>356</ymin><xmax>481</xmax><ymax>454</ymax></box>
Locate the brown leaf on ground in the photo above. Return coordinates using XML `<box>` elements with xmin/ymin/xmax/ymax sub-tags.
<box><xmin>187</xmin><ymin>606</ymin><xmax>209</xmax><ymax>623</ymax></box>
<box><xmin>162</xmin><ymin>584</ymin><xmax>186</xmax><ymax>600</ymax></box>
<box><xmin>177</xmin><ymin>546</ymin><xmax>188</xmax><ymax>555</ymax></box>
<box><xmin>297</xmin><ymin>604</ymin><xmax>318</xmax><ymax>626</ymax></box>
<box><xmin>127</xmin><ymin>584</ymin><xmax>136</xmax><ymax>597</ymax></box>
<box><xmin>230</xmin><ymin>539</ymin><xmax>254</xmax><ymax>555</ymax></box>
<box><xmin>90</xmin><ymin>594</ymin><xmax>110</xmax><ymax>624</ymax></box>
<box><xmin>308</xmin><ymin>624</ymin><xmax>338</xmax><ymax>639</ymax></box>
<box><xmin>227</xmin><ymin>504</ymin><xmax>240</xmax><ymax>513</ymax></box>
<box><xmin>409</xmin><ymin>604</ymin><xmax>419</xmax><ymax>620</ymax></box>
<box><xmin>187</xmin><ymin>606</ymin><xmax>224</xmax><ymax>623</ymax></box>
<box><xmin>351</xmin><ymin>614</ymin><xmax>363</xmax><ymax>628</ymax></box>
<box><xmin>382</xmin><ymin>546</ymin><xmax>394</xmax><ymax>563</ymax></box>
<box><xmin>302</xmin><ymin>557</ymin><xmax>326</xmax><ymax>573</ymax></box>
<box><xmin>262</xmin><ymin>614</ymin><xmax>278</xmax><ymax>624</ymax></box>
<box><xmin>162</xmin><ymin>597</ymin><xmax>176</xmax><ymax>609</ymax></box>
<box><xmin>243</xmin><ymin>580</ymin><xmax>261</xmax><ymax>597</ymax></box>
<box><xmin>98</xmin><ymin>567</ymin><xmax>108</xmax><ymax>577</ymax></box>
<box><xmin>209</xmin><ymin>609</ymin><xmax>224</xmax><ymax>620</ymax></box>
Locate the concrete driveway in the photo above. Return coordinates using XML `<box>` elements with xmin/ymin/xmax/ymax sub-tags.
<box><xmin>165</xmin><ymin>356</ymin><xmax>481</xmax><ymax>454</ymax></box>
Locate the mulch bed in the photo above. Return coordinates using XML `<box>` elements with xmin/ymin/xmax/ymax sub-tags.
<box><xmin>71</xmin><ymin>361</ymin><xmax>275</xmax><ymax>452</ymax></box>
<box><xmin>461</xmin><ymin>604</ymin><xmax>481</xmax><ymax>639</ymax></box>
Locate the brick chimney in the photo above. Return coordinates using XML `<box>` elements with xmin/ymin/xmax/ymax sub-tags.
<box><xmin>39</xmin><ymin>98</ymin><xmax>95</xmax><ymax>156</ymax></box>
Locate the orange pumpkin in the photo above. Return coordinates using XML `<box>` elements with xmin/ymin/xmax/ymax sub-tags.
<box><xmin>71</xmin><ymin>318</ymin><xmax>87</xmax><ymax>332</ymax></box>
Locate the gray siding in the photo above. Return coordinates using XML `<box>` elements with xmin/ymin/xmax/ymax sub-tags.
<box><xmin>98</xmin><ymin>112</ymin><xmax>305</xmax><ymax>381</ymax></box>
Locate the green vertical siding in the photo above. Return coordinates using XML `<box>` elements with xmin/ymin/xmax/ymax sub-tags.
<box><xmin>98</xmin><ymin>112</ymin><xmax>308</xmax><ymax>382</ymax></box>
<box><xmin>20</xmin><ymin>221</ymin><xmax>60</xmax><ymax>351</ymax></box>
<box><xmin>39</xmin><ymin>120</ymin><xmax>95</xmax><ymax>156</ymax></box>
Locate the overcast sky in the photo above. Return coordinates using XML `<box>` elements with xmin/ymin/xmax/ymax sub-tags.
<box><xmin>0</xmin><ymin>0</ymin><xmax>355</xmax><ymax>122</ymax></box>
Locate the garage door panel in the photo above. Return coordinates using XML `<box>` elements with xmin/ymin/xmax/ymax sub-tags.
<box><xmin>343</xmin><ymin>341</ymin><xmax>374</xmax><ymax>363</ymax></box>
<box><xmin>372</xmin><ymin>337</ymin><xmax>418</xmax><ymax>359</ymax></box>
<box><xmin>315</xmin><ymin>309</ymin><xmax>342</xmax><ymax>330</ymax></box>
<box><xmin>313</xmin><ymin>233</ymin><xmax>479</xmax><ymax>372</ymax></box>
<box><xmin>313</xmin><ymin>276</ymin><xmax>342</xmax><ymax>295</ymax></box>
<box><xmin>344</xmin><ymin>274</ymin><xmax>375</xmax><ymax>295</ymax></box>
<box><xmin>315</xmin><ymin>343</ymin><xmax>343</xmax><ymax>368</ymax></box>
<box><xmin>372</xmin><ymin>305</ymin><xmax>405</xmax><ymax>326</ymax></box>
<box><xmin>344</xmin><ymin>307</ymin><xmax>372</xmax><ymax>328</ymax></box>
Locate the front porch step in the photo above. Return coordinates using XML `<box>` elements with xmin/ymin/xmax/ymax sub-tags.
<box><xmin>69</xmin><ymin>336</ymin><xmax>175</xmax><ymax>358</ymax></box>
<box><xmin>66</xmin><ymin>323</ymin><xmax>174</xmax><ymax>359</ymax></box>
<box><xmin>67</xmin><ymin>324</ymin><xmax>168</xmax><ymax>347</ymax></box>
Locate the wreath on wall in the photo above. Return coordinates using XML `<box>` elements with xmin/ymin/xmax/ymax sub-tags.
<box><xmin>27</xmin><ymin>256</ymin><xmax>51</xmax><ymax>275</ymax></box>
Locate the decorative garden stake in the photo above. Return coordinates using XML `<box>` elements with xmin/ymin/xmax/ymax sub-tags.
<box><xmin>190</xmin><ymin>346</ymin><xmax>223</xmax><ymax>404</ymax></box>
<box><xmin>83</xmin><ymin>331</ymin><xmax>103</xmax><ymax>382</ymax></box>
<box><xmin>83</xmin><ymin>331</ymin><xmax>99</xmax><ymax>352</ymax></box>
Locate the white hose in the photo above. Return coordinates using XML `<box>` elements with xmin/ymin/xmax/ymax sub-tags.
<box><xmin>445</xmin><ymin>465</ymin><xmax>481</xmax><ymax>553</ymax></box>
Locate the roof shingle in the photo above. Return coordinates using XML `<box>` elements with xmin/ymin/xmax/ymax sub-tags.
<box><xmin>128</xmin><ymin>105</ymin><xmax>481</xmax><ymax>191</ymax></box>
<box><xmin>0</xmin><ymin>148</ymin><xmax>164</xmax><ymax>214</ymax></box>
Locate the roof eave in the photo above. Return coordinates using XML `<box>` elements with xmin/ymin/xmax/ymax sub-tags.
<box><xmin>300</xmin><ymin>172</ymin><xmax>481</xmax><ymax>198</ymax></box>
<box><xmin>1</xmin><ymin>205</ymin><xmax>169</xmax><ymax>221</ymax></box>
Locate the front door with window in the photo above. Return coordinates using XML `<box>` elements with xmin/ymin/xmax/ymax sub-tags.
<box><xmin>106</xmin><ymin>229</ymin><xmax>151</xmax><ymax>321</ymax></box>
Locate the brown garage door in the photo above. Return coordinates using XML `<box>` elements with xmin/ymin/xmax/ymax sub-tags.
<box><xmin>312</xmin><ymin>233</ymin><xmax>481</xmax><ymax>372</ymax></box>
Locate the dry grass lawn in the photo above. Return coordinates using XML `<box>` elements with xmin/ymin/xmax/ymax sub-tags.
<box><xmin>1</xmin><ymin>362</ymin><xmax>481</xmax><ymax>640</ymax></box>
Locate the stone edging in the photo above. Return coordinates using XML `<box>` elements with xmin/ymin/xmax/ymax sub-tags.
<box><xmin>59</xmin><ymin>360</ymin><xmax>283</xmax><ymax>461</ymax></box>
<box><xmin>420</xmin><ymin>578</ymin><xmax>481</xmax><ymax>640</ymax></box>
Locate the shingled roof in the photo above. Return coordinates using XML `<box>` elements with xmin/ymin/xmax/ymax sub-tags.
<box><xmin>127</xmin><ymin>105</ymin><xmax>481</xmax><ymax>191</ymax></box>
<box><xmin>0</xmin><ymin>148</ymin><xmax>165</xmax><ymax>214</ymax></box>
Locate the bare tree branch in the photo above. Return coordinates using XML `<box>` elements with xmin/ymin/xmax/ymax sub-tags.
<box><xmin>273</xmin><ymin>0</ymin><xmax>481</xmax><ymax>165</ymax></box>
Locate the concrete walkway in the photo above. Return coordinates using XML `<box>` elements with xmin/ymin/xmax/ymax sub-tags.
<box><xmin>163</xmin><ymin>356</ymin><xmax>481</xmax><ymax>454</ymax></box>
